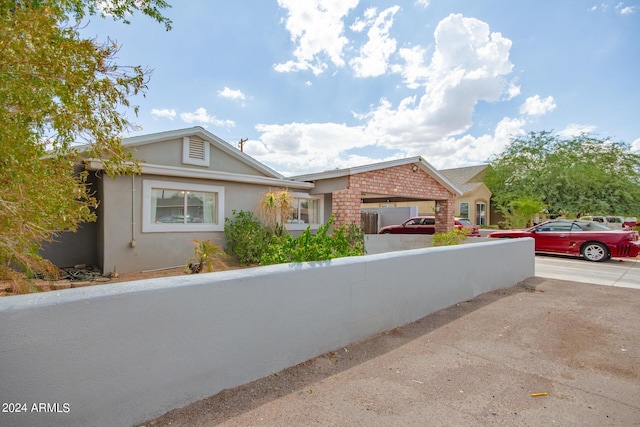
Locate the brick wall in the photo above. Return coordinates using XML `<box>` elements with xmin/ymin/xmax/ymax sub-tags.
<box><xmin>332</xmin><ymin>164</ymin><xmax>455</xmax><ymax>230</ymax></box>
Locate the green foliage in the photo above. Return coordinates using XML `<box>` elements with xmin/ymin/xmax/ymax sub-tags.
<box><xmin>224</xmin><ymin>210</ymin><xmax>272</xmax><ymax>265</ymax></box>
<box><xmin>431</xmin><ymin>227</ymin><xmax>470</xmax><ymax>247</ymax></box>
<box><xmin>502</xmin><ymin>196</ymin><xmax>547</xmax><ymax>229</ymax></box>
<box><xmin>259</xmin><ymin>216</ymin><xmax>365</xmax><ymax>265</ymax></box>
<box><xmin>0</xmin><ymin>0</ymin><xmax>170</xmax><ymax>290</ymax></box>
<box><xmin>485</xmin><ymin>131</ymin><xmax>640</xmax><ymax>219</ymax></box>
<box><xmin>186</xmin><ymin>239</ymin><xmax>227</xmax><ymax>274</ymax></box>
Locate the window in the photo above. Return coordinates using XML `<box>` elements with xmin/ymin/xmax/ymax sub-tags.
<box><xmin>142</xmin><ymin>180</ymin><xmax>224</xmax><ymax>232</ymax></box>
<box><xmin>459</xmin><ymin>202</ymin><xmax>469</xmax><ymax>219</ymax></box>
<box><xmin>287</xmin><ymin>194</ymin><xmax>323</xmax><ymax>230</ymax></box>
<box><xmin>475</xmin><ymin>202</ymin><xmax>486</xmax><ymax>226</ymax></box>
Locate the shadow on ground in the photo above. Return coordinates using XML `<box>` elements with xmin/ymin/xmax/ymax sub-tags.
<box><xmin>139</xmin><ymin>279</ymin><xmax>539</xmax><ymax>426</ymax></box>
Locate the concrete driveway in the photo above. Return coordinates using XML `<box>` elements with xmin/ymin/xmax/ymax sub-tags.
<box><xmin>535</xmin><ymin>255</ymin><xmax>640</xmax><ymax>289</ymax></box>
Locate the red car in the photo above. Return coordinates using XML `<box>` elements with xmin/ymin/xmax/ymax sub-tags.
<box><xmin>488</xmin><ymin>219</ymin><xmax>640</xmax><ymax>262</ymax></box>
<box><xmin>378</xmin><ymin>216</ymin><xmax>481</xmax><ymax>236</ymax></box>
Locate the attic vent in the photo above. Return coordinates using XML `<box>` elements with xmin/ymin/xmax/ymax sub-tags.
<box><xmin>188</xmin><ymin>137</ymin><xmax>206</xmax><ymax>160</ymax></box>
<box><xmin>182</xmin><ymin>136</ymin><xmax>210</xmax><ymax>166</ymax></box>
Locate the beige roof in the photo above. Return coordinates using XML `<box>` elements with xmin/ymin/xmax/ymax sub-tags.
<box><xmin>440</xmin><ymin>165</ymin><xmax>488</xmax><ymax>185</ymax></box>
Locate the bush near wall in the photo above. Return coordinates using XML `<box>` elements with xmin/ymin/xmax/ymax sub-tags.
<box><xmin>224</xmin><ymin>212</ymin><xmax>365</xmax><ymax>266</ymax></box>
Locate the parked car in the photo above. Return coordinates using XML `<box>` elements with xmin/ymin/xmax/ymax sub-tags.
<box><xmin>579</xmin><ymin>215</ymin><xmax>629</xmax><ymax>230</ymax></box>
<box><xmin>488</xmin><ymin>219</ymin><xmax>640</xmax><ymax>262</ymax></box>
<box><xmin>378</xmin><ymin>216</ymin><xmax>481</xmax><ymax>236</ymax></box>
<box><xmin>157</xmin><ymin>215</ymin><xmax>202</xmax><ymax>223</ymax></box>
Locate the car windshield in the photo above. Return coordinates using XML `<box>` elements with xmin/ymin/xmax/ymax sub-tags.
<box><xmin>457</xmin><ymin>218</ymin><xmax>472</xmax><ymax>225</ymax></box>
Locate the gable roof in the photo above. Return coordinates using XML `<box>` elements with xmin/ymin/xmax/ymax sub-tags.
<box><xmin>289</xmin><ymin>156</ymin><xmax>462</xmax><ymax>196</ymax></box>
<box><xmin>120</xmin><ymin>127</ymin><xmax>284</xmax><ymax>179</ymax></box>
<box><xmin>83</xmin><ymin>127</ymin><xmax>314</xmax><ymax>190</ymax></box>
<box><xmin>440</xmin><ymin>165</ymin><xmax>489</xmax><ymax>196</ymax></box>
<box><xmin>440</xmin><ymin>165</ymin><xmax>488</xmax><ymax>186</ymax></box>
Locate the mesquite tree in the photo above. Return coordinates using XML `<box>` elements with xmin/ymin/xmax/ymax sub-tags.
<box><xmin>0</xmin><ymin>0</ymin><xmax>171</xmax><ymax>290</ymax></box>
<box><xmin>485</xmin><ymin>131</ymin><xmax>640</xmax><ymax>224</ymax></box>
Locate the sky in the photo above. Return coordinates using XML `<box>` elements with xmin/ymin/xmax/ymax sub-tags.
<box><xmin>83</xmin><ymin>0</ymin><xmax>640</xmax><ymax>176</ymax></box>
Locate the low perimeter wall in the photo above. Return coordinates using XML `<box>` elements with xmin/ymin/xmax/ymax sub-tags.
<box><xmin>0</xmin><ymin>239</ymin><xmax>534</xmax><ymax>427</ymax></box>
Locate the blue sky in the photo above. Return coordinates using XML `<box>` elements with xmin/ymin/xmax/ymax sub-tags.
<box><xmin>84</xmin><ymin>0</ymin><xmax>640</xmax><ymax>175</ymax></box>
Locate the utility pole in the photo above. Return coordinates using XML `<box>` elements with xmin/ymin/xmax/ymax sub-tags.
<box><xmin>238</xmin><ymin>138</ymin><xmax>248</xmax><ymax>152</ymax></box>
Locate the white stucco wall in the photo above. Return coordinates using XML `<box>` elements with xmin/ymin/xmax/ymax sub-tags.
<box><xmin>0</xmin><ymin>238</ymin><xmax>534</xmax><ymax>427</ymax></box>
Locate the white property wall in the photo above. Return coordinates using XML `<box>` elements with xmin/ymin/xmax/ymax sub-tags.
<box><xmin>0</xmin><ymin>239</ymin><xmax>534</xmax><ymax>427</ymax></box>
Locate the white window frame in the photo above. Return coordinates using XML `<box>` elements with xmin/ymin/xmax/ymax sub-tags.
<box><xmin>285</xmin><ymin>192</ymin><xmax>324</xmax><ymax>231</ymax></box>
<box><xmin>142</xmin><ymin>180</ymin><xmax>225</xmax><ymax>233</ymax></box>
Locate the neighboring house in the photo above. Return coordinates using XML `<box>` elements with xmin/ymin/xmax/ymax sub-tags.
<box><xmin>41</xmin><ymin>128</ymin><xmax>462</xmax><ymax>274</ymax></box>
<box><xmin>440</xmin><ymin>165</ymin><xmax>492</xmax><ymax>226</ymax></box>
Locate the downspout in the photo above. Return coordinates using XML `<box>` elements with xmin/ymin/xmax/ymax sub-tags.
<box><xmin>130</xmin><ymin>175</ymin><xmax>137</xmax><ymax>248</ymax></box>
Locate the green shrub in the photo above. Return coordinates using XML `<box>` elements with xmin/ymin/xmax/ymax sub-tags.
<box><xmin>432</xmin><ymin>227</ymin><xmax>469</xmax><ymax>247</ymax></box>
<box><xmin>259</xmin><ymin>215</ymin><xmax>365</xmax><ymax>265</ymax></box>
<box><xmin>224</xmin><ymin>210</ymin><xmax>271</xmax><ymax>265</ymax></box>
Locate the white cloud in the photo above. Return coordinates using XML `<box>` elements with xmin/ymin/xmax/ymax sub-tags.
<box><xmin>616</xmin><ymin>2</ymin><xmax>637</xmax><ymax>14</ymax></box>
<box><xmin>558</xmin><ymin>124</ymin><xmax>597</xmax><ymax>137</ymax></box>
<box><xmin>180</xmin><ymin>108</ymin><xmax>235</xmax><ymax>128</ymax></box>
<box><xmin>519</xmin><ymin>95</ymin><xmax>556</xmax><ymax>116</ymax></box>
<box><xmin>416</xmin><ymin>0</ymin><xmax>431</xmax><ymax>7</ymax></box>
<box><xmin>349</xmin><ymin>6</ymin><xmax>400</xmax><ymax>77</ymax></box>
<box><xmin>218</xmin><ymin>87</ymin><xmax>246</xmax><ymax>102</ymax></box>
<box><xmin>505</xmin><ymin>80</ymin><xmax>521</xmax><ymax>100</ymax></box>
<box><xmin>631</xmin><ymin>137</ymin><xmax>640</xmax><ymax>152</ymax></box>
<box><xmin>150</xmin><ymin>108</ymin><xmax>176</xmax><ymax>120</ymax></box>
<box><xmin>274</xmin><ymin>0</ymin><xmax>359</xmax><ymax>75</ymax></box>
<box><xmin>432</xmin><ymin>117</ymin><xmax>527</xmax><ymax>168</ymax></box>
<box><xmin>392</xmin><ymin>46</ymin><xmax>429</xmax><ymax>89</ymax></box>
<box><xmin>251</xmin><ymin>13</ymin><xmax>517</xmax><ymax>174</ymax></box>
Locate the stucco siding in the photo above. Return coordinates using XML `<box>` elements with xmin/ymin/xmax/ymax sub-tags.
<box><xmin>128</xmin><ymin>138</ymin><xmax>267</xmax><ymax>176</ymax></box>
<box><xmin>100</xmin><ymin>174</ymin><xmax>313</xmax><ymax>274</ymax></box>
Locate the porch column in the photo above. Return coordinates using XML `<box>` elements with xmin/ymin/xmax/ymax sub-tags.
<box><xmin>434</xmin><ymin>199</ymin><xmax>455</xmax><ymax>233</ymax></box>
<box><xmin>332</xmin><ymin>188</ymin><xmax>361</xmax><ymax>228</ymax></box>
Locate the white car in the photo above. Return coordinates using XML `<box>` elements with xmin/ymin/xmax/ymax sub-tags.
<box><xmin>579</xmin><ymin>215</ymin><xmax>636</xmax><ymax>230</ymax></box>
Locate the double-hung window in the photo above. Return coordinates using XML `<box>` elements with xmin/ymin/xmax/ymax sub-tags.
<box><xmin>142</xmin><ymin>180</ymin><xmax>224</xmax><ymax>232</ymax></box>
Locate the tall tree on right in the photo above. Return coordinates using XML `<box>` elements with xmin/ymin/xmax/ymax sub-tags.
<box><xmin>485</xmin><ymin>131</ymin><xmax>640</xmax><ymax>224</ymax></box>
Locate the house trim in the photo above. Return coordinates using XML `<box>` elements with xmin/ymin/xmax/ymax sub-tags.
<box><xmin>84</xmin><ymin>160</ymin><xmax>314</xmax><ymax>190</ymax></box>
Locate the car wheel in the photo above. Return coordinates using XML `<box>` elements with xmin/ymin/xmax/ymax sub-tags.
<box><xmin>582</xmin><ymin>242</ymin><xmax>609</xmax><ymax>262</ymax></box>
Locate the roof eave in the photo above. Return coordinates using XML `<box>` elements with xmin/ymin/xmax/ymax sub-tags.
<box><xmin>84</xmin><ymin>160</ymin><xmax>314</xmax><ymax>190</ymax></box>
